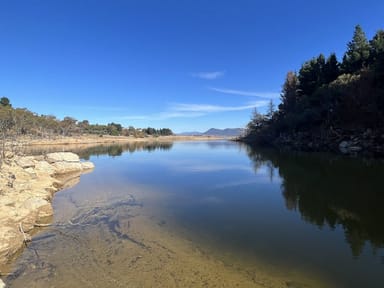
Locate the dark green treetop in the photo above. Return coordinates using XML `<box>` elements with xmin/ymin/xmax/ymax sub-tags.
<box><xmin>0</xmin><ymin>97</ymin><xmax>11</xmax><ymax>107</ymax></box>
<box><xmin>323</xmin><ymin>53</ymin><xmax>340</xmax><ymax>84</ymax></box>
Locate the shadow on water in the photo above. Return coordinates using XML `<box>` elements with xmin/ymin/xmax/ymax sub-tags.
<box><xmin>244</xmin><ymin>144</ymin><xmax>384</xmax><ymax>258</ymax></box>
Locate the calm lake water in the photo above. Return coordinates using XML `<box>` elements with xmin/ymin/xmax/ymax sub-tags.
<box><xmin>5</xmin><ymin>141</ymin><xmax>384</xmax><ymax>287</ymax></box>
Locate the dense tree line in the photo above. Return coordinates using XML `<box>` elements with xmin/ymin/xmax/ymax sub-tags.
<box><xmin>0</xmin><ymin>96</ymin><xmax>173</xmax><ymax>159</ymax></box>
<box><xmin>142</xmin><ymin>127</ymin><xmax>173</xmax><ymax>136</ymax></box>
<box><xmin>244</xmin><ymin>25</ymin><xmax>384</xmax><ymax>154</ymax></box>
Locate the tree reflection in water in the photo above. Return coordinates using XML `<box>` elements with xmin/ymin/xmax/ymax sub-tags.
<box><xmin>244</xmin><ymin>144</ymin><xmax>384</xmax><ymax>257</ymax></box>
<box><xmin>24</xmin><ymin>141</ymin><xmax>174</xmax><ymax>160</ymax></box>
<box><xmin>78</xmin><ymin>142</ymin><xmax>173</xmax><ymax>159</ymax></box>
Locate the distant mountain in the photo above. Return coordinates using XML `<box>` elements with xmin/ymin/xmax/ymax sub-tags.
<box><xmin>203</xmin><ymin>128</ymin><xmax>244</xmax><ymax>137</ymax></box>
<box><xmin>177</xmin><ymin>131</ymin><xmax>203</xmax><ymax>136</ymax></box>
<box><xmin>178</xmin><ymin>128</ymin><xmax>245</xmax><ymax>137</ymax></box>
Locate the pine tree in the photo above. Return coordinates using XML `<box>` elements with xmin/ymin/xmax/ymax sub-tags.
<box><xmin>369</xmin><ymin>29</ymin><xmax>384</xmax><ymax>75</ymax></box>
<box><xmin>342</xmin><ymin>25</ymin><xmax>370</xmax><ymax>73</ymax></box>
<box><xmin>247</xmin><ymin>108</ymin><xmax>265</xmax><ymax>133</ymax></box>
<box><xmin>266</xmin><ymin>100</ymin><xmax>275</xmax><ymax>119</ymax></box>
<box><xmin>297</xmin><ymin>54</ymin><xmax>327</xmax><ymax>98</ymax></box>
<box><xmin>369</xmin><ymin>30</ymin><xmax>384</xmax><ymax>60</ymax></box>
<box><xmin>280</xmin><ymin>71</ymin><xmax>299</xmax><ymax>113</ymax></box>
<box><xmin>323</xmin><ymin>53</ymin><xmax>340</xmax><ymax>84</ymax></box>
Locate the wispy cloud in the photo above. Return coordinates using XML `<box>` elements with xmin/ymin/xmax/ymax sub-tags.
<box><xmin>210</xmin><ymin>87</ymin><xmax>280</xmax><ymax>99</ymax></box>
<box><xmin>170</xmin><ymin>101</ymin><xmax>268</xmax><ymax>113</ymax></box>
<box><xmin>65</xmin><ymin>105</ymin><xmax>126</xmax><ymax>112</ymax></box>
<box><xmin>192</xmin><ymin>71</ymin><xmax>225</xmax><ymax>80</ymax></box>
<box><xmin>121</xmin><ymin>111</ymin><xmax>205</xmax><ymax>121</ymax></box>
<box><xmin>119</xmin><ymin>101</ymin><xmax>266</xmax><ymax>121</ymax></box>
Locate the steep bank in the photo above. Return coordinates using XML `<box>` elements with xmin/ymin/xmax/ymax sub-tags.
<box><xmin>0</xmin><ymin>152</ymin><xmax>94</xmax><ymax>270</ymax></box>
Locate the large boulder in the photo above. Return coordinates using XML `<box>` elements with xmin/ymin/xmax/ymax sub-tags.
<box><xmin>45</xmin><ymin>152</ymin><xmax>94</xmax><ymax>174</ymax></box>
<box><xmin>46</xmin><ymin>152</ymin><xmax>80</xmax><ymax>163</ymax></box>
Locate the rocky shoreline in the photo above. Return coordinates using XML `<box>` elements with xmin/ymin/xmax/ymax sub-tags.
<box><xmin>242</xmin><ymin>128</ymin><xmax>384</xmax><ymax>157</ymax></box>
<box><xmin>0</xmin><ymin>152</ymin><xmax>94</xmax><ymax>274</ymax></box>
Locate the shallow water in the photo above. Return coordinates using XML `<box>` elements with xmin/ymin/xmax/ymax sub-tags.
<box><xmin>5</xmin><ymin>141</ymin><xmax>384</xmax><ymax>287</ymax></box>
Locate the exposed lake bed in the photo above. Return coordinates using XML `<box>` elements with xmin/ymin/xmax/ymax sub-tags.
<box><xmin>3</xmin><ymin>141</ymin><xmax>384</xmax><ymax>287</ymax></box>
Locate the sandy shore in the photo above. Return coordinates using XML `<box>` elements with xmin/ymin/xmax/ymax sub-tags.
<box><xmin>20</xmin><ymin>135</ymin><xmax>226</xmax><ymax>146</ymax></box>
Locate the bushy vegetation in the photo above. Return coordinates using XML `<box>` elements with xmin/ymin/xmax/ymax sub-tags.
<box><xmin>0</xmin><ymin>97</ymin><xmax>173</xmax><ymax>139</ymax></box>
<box><xmin>244</xmin><ymin>25</ymin><xmax>384</xmax><ymax>153</ymax></box>
<box><xmin>0</xmin><ymin>97</ymin><xmax>173</xmax><ymax>162</ymax></box>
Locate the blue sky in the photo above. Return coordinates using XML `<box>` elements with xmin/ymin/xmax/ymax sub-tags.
<box><xmin>1</xmin><ymin>0</ymin><xmax>383</xmax><ymax>133</ymax></box>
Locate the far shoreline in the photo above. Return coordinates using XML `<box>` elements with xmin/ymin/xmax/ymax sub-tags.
<box><xmin>19</xmin><ymin>134</ymin><xmax>228</xmax><ymax>147</ymax></box>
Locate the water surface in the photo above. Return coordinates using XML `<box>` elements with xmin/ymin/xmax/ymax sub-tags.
<box><xmin>5</xmin><ymin>141</ymin><xmax>384</xmax><ymax>287</ymax></box>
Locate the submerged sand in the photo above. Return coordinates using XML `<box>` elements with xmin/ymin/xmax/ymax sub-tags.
<box><xmin>5</xmin><ymin>182</ymin><xmax>332</xmax><ymax>288</ymax></box>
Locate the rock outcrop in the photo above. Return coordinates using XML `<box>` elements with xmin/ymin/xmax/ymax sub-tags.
<box><xmin>0</xmin><ymin>152</ymin><xmax>94</xmax><ymax>269</ymax></box>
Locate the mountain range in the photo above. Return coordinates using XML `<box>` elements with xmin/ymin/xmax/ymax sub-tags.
<box><xmin>178</xmin><ymin>128</ymin><xmax>245</xmax><ymax>137</ymax></box>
